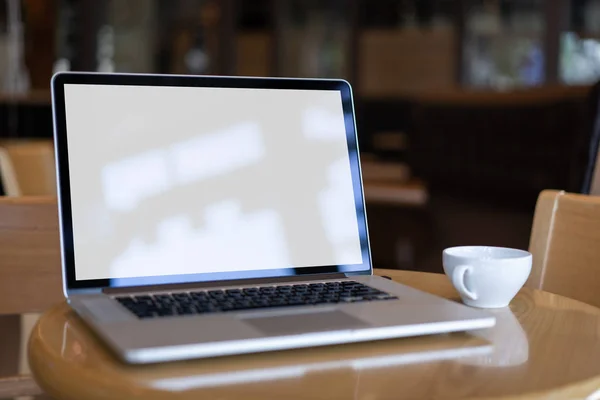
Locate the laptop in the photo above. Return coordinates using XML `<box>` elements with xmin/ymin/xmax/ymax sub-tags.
<box><xmin>51</xmin><ymin>72</ymin><xmax>495</xmax><ymax>364</ymax></box>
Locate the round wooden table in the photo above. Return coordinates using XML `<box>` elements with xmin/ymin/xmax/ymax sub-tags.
<box><xmin>29</xmin><ymin>269</ymin><xmax>600</xmax><ymax>400</ymax></box>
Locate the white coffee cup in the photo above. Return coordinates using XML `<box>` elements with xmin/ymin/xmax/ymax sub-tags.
<box><xmin>443</xmin><ymin>246</ymin><xmax>532</xmax><ymax>308</ymax></box>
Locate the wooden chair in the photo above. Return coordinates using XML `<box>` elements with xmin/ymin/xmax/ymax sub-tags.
<box><xmin>0</xmin><ymin>140</ymin><xmax>57</xmax><ymax>196</ymax></box>
<box><xmin>0</xmin><ymin>147</ymin><xmax>20</xmax><ymax>196</ymax></box>
<box><xmin>528</xmin><ymin>190</ymin><xmax>600</xmax><ymax>308</ymax></box>
<box><xmin>0</xmin><ymin>196</ymin><xmax>63</xmax><ymax>398</ymax></box>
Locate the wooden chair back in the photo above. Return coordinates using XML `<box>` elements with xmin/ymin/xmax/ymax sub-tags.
<box><xmin>0</xmin><ymin>140</ymin><xmax>57</xmax><ymax>196</ymax></box>
<box><xmin>0</xmin><ymin>147</ymin><xmax>20</xmax><ymax>195</ymax></box>
<box><xmin>0</xmin><ymin>196</ymin><xmax>63</xmax><ymax>314</ymax></box>
<box><xmin>0</xmin><ymin>196</ymin><xmax>63</xmax><ymax>399</ymax></box>
<box><xmin>528</xmin><ymin>190</ymin><xmax>600</xmax><ymax>308</ymax></box>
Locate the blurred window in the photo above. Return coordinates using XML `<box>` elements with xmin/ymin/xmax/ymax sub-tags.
<box><xmin>463</xmin><ymin>0</ymin><xmax>545</xmax><ymax>89</ymax></box>
<box><xmin>560</xmin><ymin>0</ymin><xmax>600</xmax><ymax>85</ymax></box>
<box><xmin>275</xmin><ymin>0</ymin><xmax>351</xmax><ymax>79</ymax></box>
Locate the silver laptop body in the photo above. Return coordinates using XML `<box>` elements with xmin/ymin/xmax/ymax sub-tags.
<box><xmin>51</xmin><ymin>72</ymin><xmax>494</xmax><ymax>364</ymax></box>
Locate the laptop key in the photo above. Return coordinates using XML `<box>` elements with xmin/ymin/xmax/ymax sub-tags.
<box><xmin>200</xmin><ymin>305</ymin><xmax>220</xmax><ymax>313</ymax></box>
<box><xmin>175</xmin><ymin>307</ymin><xmax>195</xmax><ymax>315</ymax></box>
<box><xmin>378</xmin><ymin>295</ymin><xmax>399</xmax><ymax>300</ymax></box>
<box><xmin>115</xmin><ymin>296</ymin><xmax>134</xmax><ymax>305</ymax></box>
<box><xmin>157</xmin><ymin>308</ymin><xmax>174</xmax><ymax>316</ymax></box>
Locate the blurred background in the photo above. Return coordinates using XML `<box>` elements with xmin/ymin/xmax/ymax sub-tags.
<box><xmin>1</xmin><ymin>0</ymin><xmax>600</xmax><ymax>273</ymax></box>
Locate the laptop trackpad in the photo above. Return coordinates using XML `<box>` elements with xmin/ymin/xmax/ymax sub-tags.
<box><xmin>242</xmin><ymin>310</ymin><xmax>368</xmax><ymax>335</ymax></box>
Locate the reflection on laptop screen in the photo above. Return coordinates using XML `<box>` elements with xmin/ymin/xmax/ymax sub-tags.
<box><xmin>64</xmin><ymin>84</ymin><xmax>362</xmax><ymax>280</ymax></box>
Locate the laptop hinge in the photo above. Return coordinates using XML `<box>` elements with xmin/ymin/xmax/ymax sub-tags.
<box><xmin>102</xmin><ymin>272</ymin><xmax>348</xmax><ymax>295</ymax></box>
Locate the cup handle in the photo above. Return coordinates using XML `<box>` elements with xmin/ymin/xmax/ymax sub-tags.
<box><xmin>452</xmin><ymin>265</ymin><xmax>478</xmax><ymax>301</ymax></box>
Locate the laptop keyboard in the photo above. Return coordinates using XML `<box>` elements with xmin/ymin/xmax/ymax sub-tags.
<box><xmin>115</xmin><ymin>281</ymin><xmax>398</xmax><ymax>319</ymax></box>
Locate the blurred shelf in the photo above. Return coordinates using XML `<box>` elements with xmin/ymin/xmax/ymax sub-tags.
<box><xmin>358</xmin><ymin>28</ymin><xmax>456</xmax><ymax>97</ymax></box>
<box><xmin>571</xmin><ymin>30</ymin><xmax>600</xmax><ymax>39</ymax></box>
<box><xmin>371</xmin><ymin>131</ymin><xmax>408</xmax><ymax>152</ymax></box>
<box><xmin>465</xmin><ymin>31</ymin><xmax>543</xmax><ymax>39</ymax></box>
<box><xmin>361</xmin><ymin>158</ymin><xmax>410</xmax><ymax>182</ymax></box>
<box><xmin>0</xmin><ymin>91</ymin><xmax>51</xmax><ymax>105</ymax></box>
<box><xmin>363</xmin><ymin>179</ymin><xmax>428</xmax><ymax>207</ymax></box>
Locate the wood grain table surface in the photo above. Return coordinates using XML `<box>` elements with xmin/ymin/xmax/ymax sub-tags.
<box><xmin>28</xmin><ymin>269</ymin><xmax>600</xmax><ymax>400</ymax></box>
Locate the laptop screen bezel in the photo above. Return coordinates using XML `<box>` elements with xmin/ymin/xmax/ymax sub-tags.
<box><xmin>51</xmin><ymin>72</ymin><xmax>372</xmax><ymax>293</ymax></box>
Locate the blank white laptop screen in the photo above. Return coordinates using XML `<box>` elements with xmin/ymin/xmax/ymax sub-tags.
<box><xmin>63</xmin><ymin>84</ymin><xmax>362</xmax><ymax>280</ymax></box>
